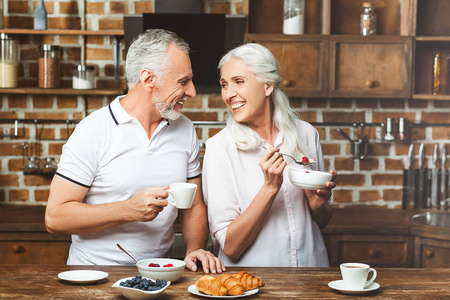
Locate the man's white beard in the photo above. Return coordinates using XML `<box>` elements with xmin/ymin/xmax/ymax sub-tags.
<box><xmin>155</xmin><ymin>97</ymin><xmax>184</xmax><ymax>120</ymax></box>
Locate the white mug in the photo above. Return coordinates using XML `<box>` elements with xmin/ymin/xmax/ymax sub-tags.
<box><xmin>340</xmin><ymin>262</ymin><xmax>377</xmax><ymax>290</ymax></box>
<box><xmin>167</xmin><ymin>183</ymin><xmax>197</xmax><ymax>209</ymax></box>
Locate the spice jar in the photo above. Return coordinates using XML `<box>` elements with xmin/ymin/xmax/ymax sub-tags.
<box><xmin>73</xmin><ymin>64</ymin><xmax>95</xmax><ymax>89</ymax></box>
<box><xmin>0</xmin><ymin>33</ymin><xmax>19</xmax><ymax>88</ymax></box>
<box><xmin>360</xmin><ymin>2</ymin><xmax>377</xmax><ymax>36</ymax></box>
<box><xmin>42</xmin><ymin>157</ymin><xmax>58</xmax><ymax>173</ymax></box>
<box><xmin>38</xmin><ymin>44</ymin><xmax>60</xmax><ymax>88</ymax></box>
<box><xmin>23</xmin><ymin>156</ymin><xmax>42</xmax><ymax>173</ymax></box>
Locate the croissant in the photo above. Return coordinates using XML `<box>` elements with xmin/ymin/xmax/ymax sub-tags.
<box><xmin>233</xmin><ymin>271</ymin><xmax>265</xmax><ymax>290</ymax></box>
<box><xmin>195</xmin><ymin>275</ymin><xmax>227</xmax><ymax>296</ymax></box>
<box><xmin>216</xmin><ymin>274</ymin><xmax>245</xmax><ymax>296</ymax></box>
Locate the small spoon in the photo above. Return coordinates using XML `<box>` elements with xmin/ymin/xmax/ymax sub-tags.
<box><xmin>117</xmin><ymin>243</ymin><xmax>138</xmax><ymax>264</ymax></box>
<box><xmin>259</xmin><ymin>145</ymin><xmax>315</xmax><ymax>166</ymax></box>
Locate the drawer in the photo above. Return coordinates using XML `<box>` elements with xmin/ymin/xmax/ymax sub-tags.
<box><xmin>0</xmin><ymin>241</ymin><xmax>71</xmax><ymax>264</ymax></box>
<box><xmin>414</xmin><ymin>237</ymin><xmax>450</xmax><ymax>268</ymax></box>
<box><xmin>327</xmin><ymin>235</ymin><xmax>414</xmax><ymax>267</ymax></box>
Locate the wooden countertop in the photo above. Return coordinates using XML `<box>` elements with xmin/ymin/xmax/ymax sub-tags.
<box><xmin>0</xmin><ymin>265</ymin><xmax>449</xmax><ymax>299</ymax></box>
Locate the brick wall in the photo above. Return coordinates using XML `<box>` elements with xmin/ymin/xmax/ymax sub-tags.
<box><xmin>1</xmin><ymin>0</ymin><xmax>450</xmax><ymax>208</ymax></box>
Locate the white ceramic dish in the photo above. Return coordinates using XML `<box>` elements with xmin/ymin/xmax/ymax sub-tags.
<box><xmin>137</xmin><ymin>258</ymin><xmax>186</xmax><ymax>282</ymax></box>
<box><xmin>57</xmin><ymin>270</ymin><xmax>108</xmax><ymax>284</ymax></box>
<box><xmin>288</xmin><ymin>167</ymin><xmax>332</xmax><ymax>190</ymax></box>
<box><xmin>112</xmin><ymin>276</ymin><xmax>171</xmax><ymax>300</ymax></box>
<box><xmin>328</xmin><ymin>280</ymin><xmax>380</xmax><ymax>295</ymax></box>
<box><xmin>187</xmin><ymin>285</ymin><xmax>259</xmax><ymax>298</ymax></box>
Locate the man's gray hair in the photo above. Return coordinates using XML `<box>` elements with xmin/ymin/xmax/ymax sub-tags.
<box><xmin>125</xmin><ymin>29</ymin><xmax>190</xmax><ymax>89</ymax></box>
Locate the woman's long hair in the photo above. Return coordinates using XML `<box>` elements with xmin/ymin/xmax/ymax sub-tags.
<box><xmin>218</xmin><ymin>43</ymin><xmax>310</xmax><ymax>158</ymax></box>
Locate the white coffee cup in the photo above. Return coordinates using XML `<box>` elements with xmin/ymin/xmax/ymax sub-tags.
<box><xmin>340</xmin><ymin>262</ymin><xmax>377</xmax><ymax>290</ymax></box>
<box><xmin>167</xmin><ymin>183</ymin><xmax>197</xmax><ymax>209</ymax></box>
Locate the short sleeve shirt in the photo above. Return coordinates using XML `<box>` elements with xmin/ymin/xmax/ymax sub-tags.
<box><xmin>56</xmin><ymin>96</ymin><xmax>201</xmax><ymax>265</ymax></box>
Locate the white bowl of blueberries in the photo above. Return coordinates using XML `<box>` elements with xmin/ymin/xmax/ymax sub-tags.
<box><xmin>112</xmin><ymin>275</ymin><xmax>170</xmax><ymax>300</ymax></box>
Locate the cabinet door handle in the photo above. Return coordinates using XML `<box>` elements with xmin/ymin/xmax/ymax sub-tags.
<box><xmin>12</xmin><ymin>245</ymin><xmax>25</xmax><ymax>253</ymax></box>
<box><xmin>282</xmin><ymin>80</ymin><xmax>291</xmax><ymax>87</ymax></box>
<box><xmin>366</xmin><ymin>80</ymin><xmax>375</xmax><ymax>88</ymax></box>
<box><xmin>424</xmin><ymin>249</ymin><xmax>434</xmax><ymax>258</ymax></box>
<box><xmin>369</xmin><ymin>249</ymin><xmax>377</xmax><ymax>257</ymax></box>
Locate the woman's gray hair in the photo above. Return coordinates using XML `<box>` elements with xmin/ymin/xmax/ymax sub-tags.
<box><xmin>218</xmin><ymin>43</ymin><xmax>309</xmax><ymax>158</ymax></box>
<box><xmin>125</xmin><ymin>29</ymin><xmax>190</xmax><ymax>89</ymax></box>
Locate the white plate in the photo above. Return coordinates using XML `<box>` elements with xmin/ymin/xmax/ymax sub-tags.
<box><xmin>58</xmin><ymin>270</ymin><xmax>108</xmax><ymax>284</ymax></box>
<box><xmin>188</xmin><ymin>285</ymin><xmax>259</xmax><ymax>298</ymax></box>
<box><xmin>328</xmin><ymin>280</ymin><xmax>380</xmax><ymax>295</ymax></box>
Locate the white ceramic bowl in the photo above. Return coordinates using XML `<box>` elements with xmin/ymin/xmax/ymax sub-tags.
<box><xmin>112</xmin><ymin>276</ymin><xmax>170</xmax><ymax>300</ymax></box>
<box><xmin>136</xmin><ymin>258</ymin><xmax>185</xmax><ymax>282</ymax></box>
<box><xmin>288</xmin><ymin>167</ymin><xmax>332</xmax><ymax>190</ymax></box>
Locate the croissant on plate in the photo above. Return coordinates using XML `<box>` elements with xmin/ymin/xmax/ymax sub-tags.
<box><xmin>216</xmin><ymin>274</ymin><xmax>245</xmax><ymax>296</ymax></box>
<box><xmin>195</xmin><ymin>275</ymin><xmax>227</xmax><ymax>296</ymax></box>
<box><xmin>232</xmin><ymin>271</ymin><xmax>265</xmax><ymax>290</ymax></box>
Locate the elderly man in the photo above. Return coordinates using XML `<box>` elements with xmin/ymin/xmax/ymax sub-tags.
<box><xmin>45</xmin><ymin>29</ymin><xmax>225</xmax><ymax>274</ymax></box>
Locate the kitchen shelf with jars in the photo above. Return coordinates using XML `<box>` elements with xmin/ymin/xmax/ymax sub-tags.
<box><xmin>0</xmin><ymin>28</ymin><xmax>124</xmax><ymax>96</ymax></box>
<box><xmin>243</xmin><ymin>0</ymin><xmax>449</xmax><ymax>100</ymax></box>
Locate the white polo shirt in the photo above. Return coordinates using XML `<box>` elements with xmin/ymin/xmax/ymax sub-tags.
<box><xmin>56</xmin><ymin>96</ymin><xmax>201</xmax><ymax>265</ymax></box>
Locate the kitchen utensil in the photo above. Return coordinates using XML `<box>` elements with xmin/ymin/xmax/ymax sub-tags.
<box><xmin>259</xmin><ymin>145</ymin><xmax>315</xmax><ymax>166</ymax></box>
<box><xmin>117</xmin><ymin>244</ymin><xmax>138</xmax><ymax>264</ymax></box>
<box><xmin>440</xmin><ymin>148</ymin><xmax>447</xmax><ymax>210</ymax></box>
<box><xmin>415</xmin><ymin>144</ymin><xmax>425</xmax><ymax>209</ymax></box>
<box><xmin>402</xmin><ymin>144</ymin><xmax>414</xmax><ymax>210</ymax></box>
<box><xmin>431</xmin><ymin>145</ymin><xmax>439</xmax><ymax>208</ymax></box>
<box><xmin>337</xmin><ymin>128</ymin><xmax>354</xmax><ymax>143</ymax></box>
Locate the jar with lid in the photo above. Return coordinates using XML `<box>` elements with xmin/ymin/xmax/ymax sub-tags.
<box><xmin>42</xmin><ymin>157</ymin><xmax>58</xmax><ymax>173</ymax></box>
<box><xmin>23</xmin><ymin>156</ymin><xmax>42</xmax><ymax>173</ymax></box>
<box><xmin>73</xmin><ymin>64</ymin><xmax>95</xmax><ymax>89</ymax></box>
<box><xmin>0</xmin><ymin>34</ymin><xmax>19</xmax><ymax>88</ymax></box>
<box><xmin>360</xmin><ymin>2</ymin><xmax>376</xmax><ymax>36</ymax></box>
<box><xmin>283</xmin><ymin>0</ymin><xmax>305</xmax><ymax>35</ymax></box>
<box><xmin>38</xmin><ymin>44</ymin><xmax>60</xmax><ymax>88</ymax></box>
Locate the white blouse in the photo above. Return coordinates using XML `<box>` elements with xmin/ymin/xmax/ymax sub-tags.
<box><xmin>202</xmin><ymin>119</ymin><xmax>330</xmax><ymax>267</ymax></box>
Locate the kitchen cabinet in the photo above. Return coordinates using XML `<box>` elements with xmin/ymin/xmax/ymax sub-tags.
<box><xmin>0</xmin><ymin>234</ymin><xmax>70</xmax><ymax>264</ymax></box>
<box><xmin>245</xmin><ymin>34</ymin><xmax>328</xmax><ymax>97</ymax></box>
<box><xmin>329</xmin><ymin>35</ymin><xmax>412</xmax><ymax>98</ymax></box>
<box><xmin>0</xmin><ymin>205</ymin><xmax>71</xmax><ymax>265</ymax></box>
<box><xmin>243</xmin><ymin>0</ymin><xmax>449</xmax><ymax>100</ymax></box>
<box><xmin>414</xmin><ymin>236</ymin><xmax>450</xmax><ymax>268</ymax></box>
<box><xmin>412</xmin><ymin>0</ymin><xmax>450</xmax><ymax>100</ymax></box>
<box><xmin>324</xmin><ymin>234</ymin><xmax>414</xmax><ymax>268</ymax></box>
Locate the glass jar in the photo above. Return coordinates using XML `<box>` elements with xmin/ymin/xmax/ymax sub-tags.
<box><xmin>360</xmin><ymin>2</ymin><xmax>377</xmax><ymax>36</ymax></box>
<box><xmin>0</xmin><ymin>33</ymin><xmax>19</xmax><ymax>88</ymax></box>
<box><xmin>23</xmin><ymin>156</ymin><xmax>42</xmax><ymax>173</ymax></box>
<box><xmin>432</xmin><ymin>52</ymin><xmax>441</xmax><ymax>95</ymax></box>
<box><xmin>73</xmin><ymin>64</ymin><xmax>95</xmax><ymax>89</ymax></box>
<box><xmin>42</xmin><ymin>157</ymin><xmax>58</xmax><ymax>173</ymax></box>
<box><xmin>283</xmin><ymin>0</ymin><xmax>305</xmax><ymax>35</ymax></box>
<box><xmin>38</xmin><ymin>44</ymin><xmax>60</xmax><ymax>88</ymax></box>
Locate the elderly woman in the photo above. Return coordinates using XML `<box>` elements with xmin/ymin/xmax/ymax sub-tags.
<box><xmin>202</xmin><ymin>43</ymin><xmax>337</xmax><ymax>267</ymax></box>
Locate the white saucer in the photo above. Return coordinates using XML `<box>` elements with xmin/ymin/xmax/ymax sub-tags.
<box><xmin>328</xmin><ymin>280</ymin><xmax>380</xmax><ymax>295</ymax></box>
<box><xmin>58</xmin><ymin>270</ymin><xmax>108</xmax><ymax>284</ymax></box>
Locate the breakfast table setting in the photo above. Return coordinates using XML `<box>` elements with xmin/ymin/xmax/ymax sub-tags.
<box><xmin>1</xmin><ymin>263</ymin><xmax>449</xmax><ymax>299</ymax></box>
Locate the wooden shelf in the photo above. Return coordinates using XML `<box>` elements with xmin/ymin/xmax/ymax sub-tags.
<box><xmin>0</xmin><ymin>29</ymin><xmax>124</xmax><ymax>36</ymax></box>
<box><xmin>0</xmin><ymin>88</ymin><xmax>122</xmax><ymax>96</ymax></box>
<box><xmin>415</xmin><ymin>36</ymin><xmax>450</xmax><ymax>42</ymax></box>
<box><xmin>413</xmin><ymin>94</ymin><xmax>450</xmax><ymax>101</ymax></box>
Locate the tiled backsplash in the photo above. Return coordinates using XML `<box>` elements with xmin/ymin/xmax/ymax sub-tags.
<box><xmin>1</xmin><ymin>1</ymin><xmax>450</xmax><ymax>208</ymax></box>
